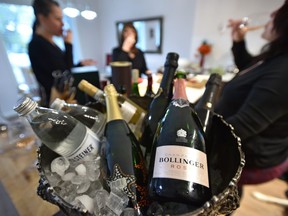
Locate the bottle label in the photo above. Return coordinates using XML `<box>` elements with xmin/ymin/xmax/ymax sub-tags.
<box><xmin>153</xmin><ymin>145</ymin><xmax>209</xmax><ymax>188</ymax></box>
<box><xmin>67</xmin><ymin>129</ymin><xmax>100</xmax><ymax>162</ymax></box>
<box><xmin>120</xmin><ymin>101</ymin><xmax>137</xmax><ymax>123</ymax></box>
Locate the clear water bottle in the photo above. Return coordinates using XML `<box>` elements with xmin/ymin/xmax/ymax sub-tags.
<box><xmin>50</xmin><ymin>98</ymin><xmax>106</xmax><ymax>138</ymax></box>
<box><xmin>14</xmin><ymin>97</ymin><xmax>100</xmax><ymax>162</ymax></box>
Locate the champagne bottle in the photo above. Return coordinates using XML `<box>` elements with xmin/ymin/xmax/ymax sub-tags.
<box><xmin>13</xmin><ymin>97</ymin><xmax>100</xmax><ymax>162</ymax></box>
<box><xmin>78</xmin><ymin>80</ymin><xmax>146</xmax><ymax>139</ymax></box>
<box><xmin>50</xmin><ymin>98</ymin><xmax>106</xmax><ymax>138</ymax></box>
<box><xmin>148</xmin><ymin>72</ymin><xmax>211</xmax><ymax>205</ymax></box>
<box><xmin>194</xmin><ymin>73</ymin><xmax>222</xmax><ymax>134</ymax></box>
<box><xmin>104</xmin><ymin>84</ymin><xmax>149</xmax><ymax>214</ymax></box>
<box><xmin>140</xmin><ymin>52</ymin><xmax>179</xmax><ymax>163</ymax></box>
<box><xmin>131</xmin><ymin>69</ymin><xmax>140</xmax><ymax>97</ymax></box>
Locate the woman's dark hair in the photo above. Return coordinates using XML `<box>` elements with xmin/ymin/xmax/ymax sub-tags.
<box><xmin>120</xmin><ymin>22</ymin><xmax>138</xmax><ymax>54</ymax></box>
<box><xmin>32</xmin><ymin>0</ymin><xmax>60</xmax><ymax>33</ymax></box>
<box><xmin>259</xmin><ymin>1</ymin><xmax>288</xmax><ymax>60</ymax></box>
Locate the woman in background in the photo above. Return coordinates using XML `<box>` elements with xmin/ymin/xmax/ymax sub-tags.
<box><xmin>215</xmin><ymin>0</ymin><xmax>288</xmax><ymax>191</ymax></box>
<box><xmin>112</xmin><ymin>23</ymin><xmax>151</xmax><ymax>76</ymax></box>
<box><xmin>29</xmin><ymin>0</ymin><xmax>95</xmax><ymax>106</ymax></box>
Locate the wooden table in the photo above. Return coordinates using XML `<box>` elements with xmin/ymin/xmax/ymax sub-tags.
<box><xmin>0</xmin><ymin>143</ymin><xmax>59</xmax><ymax>216</ymax></box>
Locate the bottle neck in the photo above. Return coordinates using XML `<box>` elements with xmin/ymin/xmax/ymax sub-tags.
<box><xmin>147</xmin><ymin>75</ymin><xmax>153</xmax><ymax>91</ymax></box>
<box><xmin>196</xmin><ymin>74</ymin><xmax>222</xmax><ymax>111</ymax></box>
<box><xmin>159</xmin><ymin>52</ymin><xmax>179</xmax><ymax>96</ymax></box>
<box><xmin>105</xmin><ymin>85</ymin><xmax>123</xmax><ymax>122</ymax></box>
<box><xmin>78</xmin><ymin>80</ymin><xmax>105</xmax><ymax>104</ymax></box>
<box><xmin>173</xmin><ymin>78</ymin><xmax>188</xmax><ymax>100</ymax></box>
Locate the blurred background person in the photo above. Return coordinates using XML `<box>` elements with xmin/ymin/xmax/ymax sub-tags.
<box><xmin>215</xmin><ymin>0</ymin><xmax>288</xmax><ymax>195</ymax></box>
<box><xmin>112</xmin><ymin>22</ymin><xmax>151</xmax><ymax>77</ymax></box>
<box><xmin>28</xmin><ymin>0</ymin><xmax>96</xmax><ymax>107</ymax></box>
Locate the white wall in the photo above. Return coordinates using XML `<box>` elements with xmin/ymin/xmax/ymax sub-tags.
<box><xmin>74</xmin><ymin>0</ymin><xmax>284</xmax><ymax>72</ymax></box>
<box><xmin>74</xmin><ymin>0</ymin><xmax>196</xmax><ymax>72</ymax></box>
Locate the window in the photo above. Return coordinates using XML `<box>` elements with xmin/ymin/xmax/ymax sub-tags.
<box><xmin>0</xmin><ymin>3</ymin><xmax>34</xmax><ymax>84</ymax></box>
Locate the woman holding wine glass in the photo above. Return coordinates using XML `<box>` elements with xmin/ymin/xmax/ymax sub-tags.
<box><xmin>215</xmin><ymin>0</ymin><xmax>288</xmax><ymax>197</ymax></box>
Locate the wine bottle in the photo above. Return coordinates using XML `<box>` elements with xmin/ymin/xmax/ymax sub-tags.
<box><xmin>140</xmin><ymin>52</ymin><xmax>179</xmax><ymax>163</ymax></box>
<box><xmin>148</xmin><ymin>72</ymin><xmax>211</xmax><ymax>205</ymax></box>
<box><xmin>104</xmin><ymin>84</ymin><xmax>149</xmax><ymax>214</ymax></box>
<box><xmin>144</xmin><ymin>73</ymin><xmax>155</xmax><ymax>98</ymax></box>
<box><xmin>194</xmin><ymin>73</ymin><xmax>222</xmax><ymax>134</ymax></box>
<box><xmin>13</xmin><ymin>97</ymin><xmax>100</xmax><ymax>162</ymax></box>
<box><xmin>50</xmin><ymin>98</ymin><xmax>106</xmax><ymax>138</ymax></box>
<box><xmin>78</xmin><ymin>80</ymin><xmax>146</xmax><ymax>139</ymax></box>
<box><xmin>130</xmin><ymin>69</ymin><xmax>140</xmax><ymax>97</ymax></box>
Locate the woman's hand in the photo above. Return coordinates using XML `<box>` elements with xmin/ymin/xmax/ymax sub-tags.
<box><xmin>122</xmin><ymin>35</ymin><xmax>135</xmax><ymax>52</ymax></box>
<box><xmin>80</xmin><ymin>59</ymin><xmax>97</xmax><ymax>66</ymax></box>
<box><xmin>228</xmin><ymin>19</ymin><xmax>247</xmax><ymax>42</ymax></box>
<box><xmin>63</xmin><ymin>29</ymin><xmax>73</xmax><ymax>44</ymax></box>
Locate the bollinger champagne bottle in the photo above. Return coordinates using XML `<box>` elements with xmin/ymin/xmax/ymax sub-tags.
<box><xmin>104</xmin><ymin>84</ymin><xmax>149</xmax><ymax>214</ymax></box>
<box><xmin>148</xmin><ymin>72</ymin><xmax>211</xmax><ymax>205</ymax></box>
<box><xmin>78</xmin><ymin>80</ymin><xmax>146</xmax><ymax>140</ymax></box>
<box><xmin>13</xmin><ymin>97</ymin><xmax>100</xmax><ymax>162</ymax></box>
<box><xmin>140</xmin><ymin>52</ymin><xmax>179</xmax><ymax>163</ymax></box>
<box><xmin>194</xmin><ymin>73</ymin><xmax>222</xmax><ymax>134</ymax></box>
<box><xmin>50</xmin><ymin>98</ymin><xmax>106</xmax><ymax>138</ymax></box>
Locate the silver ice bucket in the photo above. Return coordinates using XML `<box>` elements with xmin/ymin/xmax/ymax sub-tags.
<box><xmin>37</xmin><ymin>114</ymin><xmax>245</xmax><ymax>215</ymax></box>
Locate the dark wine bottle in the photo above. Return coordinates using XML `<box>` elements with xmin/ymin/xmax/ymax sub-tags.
<box><xmin>144</xmin><ymin>74</ymin><xmax>155</xmax><ymax>98</ymax></box>
<box><xmin>140</xmin><ymin>52</ymin><xmax>179</xmax><ymax>163</ymax></box>
<box><xmin>148</xmin><ymin>72</ymin><xmax>211</xmax><ymax>205</ymax></box>
<box><xmin>104</xmin><ymin>84</ymin><xmax>149</xmax><ymax>215</ymax></box>
<box><xmin>194</xmin><ymin>73</ymin><xmax>222</xmax><ymax>134</ymax></box>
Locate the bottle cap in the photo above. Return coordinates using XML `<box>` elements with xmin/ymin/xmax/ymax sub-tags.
<box><xmin>104</xmin><ymin>84</ymin><xmax>118</xmax><ymax>96</ymax></box>
<box><xmin>13</xmin><ymin>97</ymin><xmax>38</xmax><ymax>116</ymax></box>
<box><xmin>78</xmin><ymin>80</ymin><xmax>100</xmax><ymax>97</ymax></box>
<box><xmin>50</xmin><ymin>98</ymin><xmax>65</xmax><ymax>110</ymax></box>
<box><xmin>207</xmin><ymin>73</ymin><xmax>222</xmax><ymax>86</ymax></box>
<box><xmin>165</xmin><ymin>52</ymin><xmax>179</xmax><ymax>68</ymax></box>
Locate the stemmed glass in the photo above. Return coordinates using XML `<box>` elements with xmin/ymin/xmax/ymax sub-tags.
<box><xmin>218</xmin><ymin>12</ymin><xmax>270</xmax><ymax>34</ymax></box>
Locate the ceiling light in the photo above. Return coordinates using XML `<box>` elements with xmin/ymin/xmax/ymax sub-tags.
<box><xmin>81</xmin><ymin>9</ymin><xmax>97</xmax><ymax>20</ymax></box>
<box><xmin>63</xmin><ymin>7</ymin><xmax>80</xmax><ymax>18</ymax></box>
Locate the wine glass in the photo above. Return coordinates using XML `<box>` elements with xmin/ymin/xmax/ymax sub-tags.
<box><xmin>218</xmin><ymin>12</ymin><xmax>270</xmax><ymax>34</ymax></box>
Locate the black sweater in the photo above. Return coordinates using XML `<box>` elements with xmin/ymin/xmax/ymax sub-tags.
<box><xmin>112</xmin><ymin>47</ymin><xmax>148</xmax><ymax>76</ymax></box>
<box><xmin>215</xmin><ymin>40</ymin><xmax>288</xmax><ymax>168</ymax></box>
<box><xmin>28</xmin><ymin>34</ymin><xmax>74</xmax><ymax>105</ymax></box>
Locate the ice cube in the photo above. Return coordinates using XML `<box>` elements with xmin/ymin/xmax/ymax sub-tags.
<box><xmin>75</xmin><ymin>164</ymin><xmax>87</xmax><ymax>176</ymax></box>
<box><xmin>71</xmin><ymin>175</ymin><xmax>86</xmax><ymax>185</ymax></box>
<box><xmin>94</xmin><ymin>188</ymin><xmax>109</xmax><ymax>210</ymax></box>
<box><xmin>46</xmin><ymin>172</ymin><xmax>62</xmax><ymax>187</ymax></box>
<box><xmin>87</xmin><ymin>167</ymin><xmax>101</xmax><ymax>181</ymax></box>
<box><xmin>51</xmin><ymin>157</ymin><xmax>70</xmax><ymax>176</ymax></box>
<box><xmin>75</xmin><ymin>195</ymin><xmax>94</xmax><ymax>213</ymax></box>
<box><xmin>62</xmin><ymin>172</ymin><xmax>76</xmax><ymax>181</ymax></box>
<box><xmin>76</xmin><ymin>181</ymin><xmax>91</xmax><ymax>194</ymax></box>
<box><xmin>106</xmin><ymin>191</ymin><xmax>127</xmax><ymax>215</ymax></box>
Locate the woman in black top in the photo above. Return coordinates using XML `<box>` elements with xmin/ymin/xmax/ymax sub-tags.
<box><xmin>112</xmin><ymin>23</ymin><xmax>150</xmax><ymax>76</ymax></box>
<box><xmin>215</xmin><ymin>1</ymin><xmax>288</xmax><ymax>186</ymax></box>
<box><xmin>28</xmin><ymin>0</ymin><xmax>95</xmax><ymax>106</ymax></box>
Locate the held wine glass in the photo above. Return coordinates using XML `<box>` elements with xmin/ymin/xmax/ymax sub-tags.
<box><xmin>218</xmin><ymin>12</ymin><xmax>270</xmax><ymax>34</ymax></box>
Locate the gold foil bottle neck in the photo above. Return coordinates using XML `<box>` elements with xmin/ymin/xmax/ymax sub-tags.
<box><xmin>104</xmin><ymin>84</ymin><xmax>123</xmax><ymax>122</ymax></box>
<box><xmin>78</xmin><ymin>80</ymin><xmax>100</xmax><ymax>97</ymax></box>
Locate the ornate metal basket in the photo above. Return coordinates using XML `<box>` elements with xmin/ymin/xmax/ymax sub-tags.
<box><xmin>37</xmin><ymin>114</ymin><xmax>245</xmax><ymax>216</ymax></box>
